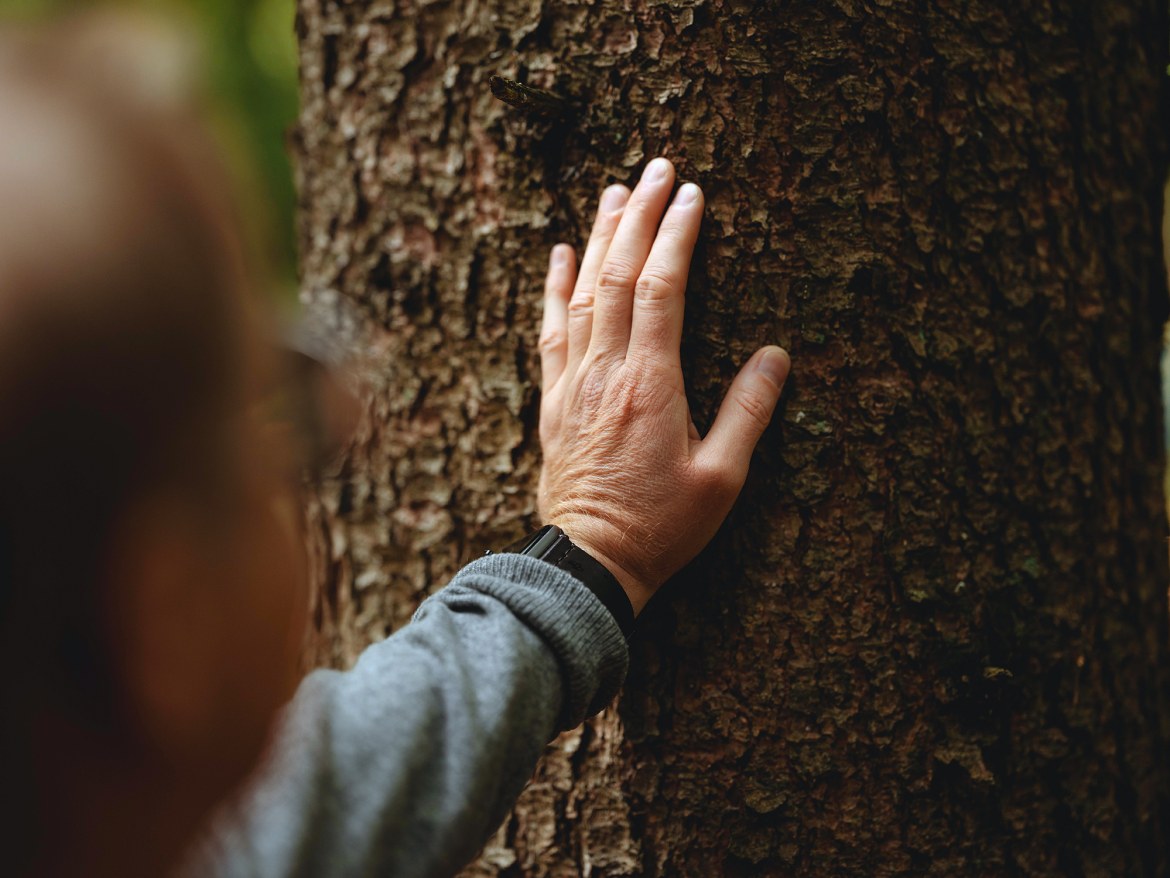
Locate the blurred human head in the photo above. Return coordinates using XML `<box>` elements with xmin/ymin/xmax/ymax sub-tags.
<box><xmin>0</xmin><ymin>13</ymin><xmax>310</xmax><ymax>875</ymax></box>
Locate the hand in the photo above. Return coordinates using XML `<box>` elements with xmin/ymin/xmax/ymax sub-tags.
<box><xmin>536</xmin><ymin>157</ymin><xmax>790</xmax><ymax>615</ymax></box>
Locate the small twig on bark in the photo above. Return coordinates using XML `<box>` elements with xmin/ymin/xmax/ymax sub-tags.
<box><xmin>489</xmin><ymin>75</ymin><xmax>570</xmax><ymax>118</ymax></box>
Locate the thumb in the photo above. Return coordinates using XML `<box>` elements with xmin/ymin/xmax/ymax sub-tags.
<box><xmin>698</xmin><ymin>346</ymin><xmax>790</xmax><ymax>482</ymax></box>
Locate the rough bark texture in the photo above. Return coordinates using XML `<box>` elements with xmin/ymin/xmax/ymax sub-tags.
<box><xmin>292</xmin><ymin>0</ymin><xmax>1170</xmax><ymax>874</ymax></box>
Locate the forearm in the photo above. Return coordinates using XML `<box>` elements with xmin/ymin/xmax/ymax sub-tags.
<box><xmin>182</xmin><ymin>554</ymin><xmax>628</xmax><ymax>878</ymax></box>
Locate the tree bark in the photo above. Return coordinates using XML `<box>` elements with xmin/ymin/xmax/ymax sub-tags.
<box><xmin>292</xmin><ymin>0</ymin><xmax>1170</xmax><ymax>873</ymax></box>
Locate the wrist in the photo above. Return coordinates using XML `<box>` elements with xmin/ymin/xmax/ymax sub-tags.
<box><xmin>549</xmin><ymin>522</ymin><xmax>655</xmax><ymax>617</ymax></box>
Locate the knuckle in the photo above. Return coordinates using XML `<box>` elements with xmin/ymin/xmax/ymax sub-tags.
<box><xmin>566</xmin><ymin>288</ymin><xmax>594</xmax><ymax>316</ymax></box>
<box><xmin>577</xmin><ymin>359</ymin><xmax>615</xmax><ymax>406</ymax></box>
<box><xmin>612</xmin><ymin>365</ymin><xmax>645</xmax><ymax>403</ymax></box>
<box><xmin>538</xmin><ymin>327</ymin><xmax>567</xmax><ymax>356</ymax></box>
<box><xmin>615</xmin><ymin>368</ymin><xmax>664</xmax><ymax>422</ymax></box>
<box><xmin>576</xmin><ymin>362</ymin><xmax>643</xmax><ymax>420</ymax></box>
<box><xmin>595</xmin><ymin>258</ymin><xmax>637</xmax><ymax>296</ymax></box>
<box><xmin>734</xmin><ymin>387</ymin><xmax>774</xmax><ymax>432</ymax></box>
<box><xmin>634</xmin><ymin>269</ymin><xmax>677</xmax><ymax>304</ymax></box>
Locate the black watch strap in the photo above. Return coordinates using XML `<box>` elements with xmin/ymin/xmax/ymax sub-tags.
<box><xmin>489</xmin><ymin>524</ymin><xmax>636</xmax><ymax>639</ymax></box>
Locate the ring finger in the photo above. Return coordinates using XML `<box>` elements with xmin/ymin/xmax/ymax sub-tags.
<box><xmin>565</xmin><ymin>184</ymin><xmax>630</xmax><ymax>376</ymax></box>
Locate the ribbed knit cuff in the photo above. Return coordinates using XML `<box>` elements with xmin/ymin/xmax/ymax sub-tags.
<box><xmin>435</xmin><ymin>553</ymin><xmax>630</xmax><ymax>728</ymax></box>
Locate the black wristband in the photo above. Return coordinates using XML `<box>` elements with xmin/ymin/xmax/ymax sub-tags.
<box><xmin>489</xmin><ymin>524</ymin><xmax>636</xmax><ymax>639</ymax></box>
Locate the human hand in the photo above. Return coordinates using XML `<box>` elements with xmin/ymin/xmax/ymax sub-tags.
<box><xmin>536</xmin><ymin>157</ymin><xmax>790</xmax><ymax>615</ymax></box>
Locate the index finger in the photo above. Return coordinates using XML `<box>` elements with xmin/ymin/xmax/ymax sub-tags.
<box><xmin>627</xmin><ymin>182</ymin><xmax>703</xmax><ymax>362</ymax></box>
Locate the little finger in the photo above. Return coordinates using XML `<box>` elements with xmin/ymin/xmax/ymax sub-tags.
<box><xmin>539</xmin><ymin>243</ymin><xmax>575</xmax><ymax>393</ymax></box>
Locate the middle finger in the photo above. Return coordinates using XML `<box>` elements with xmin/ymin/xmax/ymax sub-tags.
<box><xmin>588</xmin><ymin>157</ymin><xmax>677</xmax><ymax>358</ymax></box>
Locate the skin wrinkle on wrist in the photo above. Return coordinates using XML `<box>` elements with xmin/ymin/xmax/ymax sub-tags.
<box><xmin>541</xmin><ymin>488</ymin><xmax>669</xmax><ymax>612</ymax></box>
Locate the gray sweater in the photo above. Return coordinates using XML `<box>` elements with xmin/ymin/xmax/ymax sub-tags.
<box><xmin>183</xmin><ymin>553</ymin><xmax>630</xmax><ymax>877</ymax></box>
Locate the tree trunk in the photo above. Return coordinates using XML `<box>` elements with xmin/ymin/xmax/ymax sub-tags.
<box><xmin>292</xmin><ymin>0</ymin><xmax>1170</xmax><ymax>873</ymax></box>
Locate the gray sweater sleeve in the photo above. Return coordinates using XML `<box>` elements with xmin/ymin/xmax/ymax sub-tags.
<box><xmin>183</xmin><ymin>553</ymin><xmax>629</xmax><ymax>878</ymax></box>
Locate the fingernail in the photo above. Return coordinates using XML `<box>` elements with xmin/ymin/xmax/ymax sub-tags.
<box><xmin>551</xmin><ymin>244</ymin><xmax>570</xmax><ymax>267</ymax></box>
<box><xmin>674</xmin><ymin>182</ymin><xmax>700</xmax><ymax>206</ymax></box>
<box><xmin>643</xmin><ymin>157</ymin><xmax>671</xmax><ymax>183</ymax></box>
<box><xmin>757</xmin><ymin>347</ymin><xmax>790</xmax><ymax>389</ymax></box>
<box><xmin>600</xmin><ymin>184</ymin><xmax>628</xmax><ymax>212</ymax></box>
